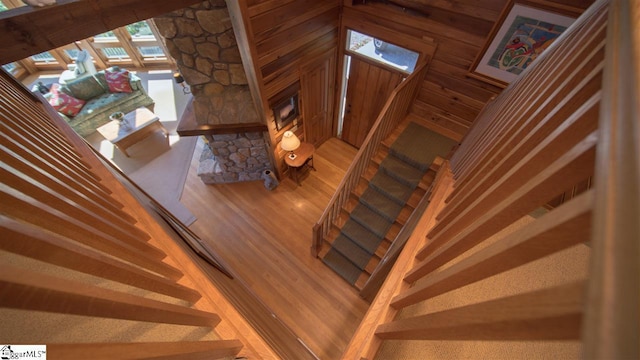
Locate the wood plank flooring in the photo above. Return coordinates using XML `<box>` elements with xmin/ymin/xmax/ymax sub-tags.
<box><xmin>181</xmin><ymin>137</ymin><xmax>369</xmax><ymax>360</ymax></box>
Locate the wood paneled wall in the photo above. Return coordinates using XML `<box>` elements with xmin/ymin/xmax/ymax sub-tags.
<box><xmin>343</xmin><ymin>0</ymin><xmax>595</xmax><ymax>141</ymax></box>
<box><xmin>231</xmin><ymin>0</ymin><xmax>342</xmax><ymax>176</ymax></box>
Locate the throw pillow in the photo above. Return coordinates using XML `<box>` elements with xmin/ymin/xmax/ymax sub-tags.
<box><xmin>105</xmin><ymin>69</ymin><xmax>133</xmax><ymax>93</ymax></box>
<box><xmin>48</xmin><ymin>83</ymin><xmax>86</xmax><ymax>117</ymax></box>
<box><xmin>64</xmin><ymin>75</ymin><xmax>105</xmax><ymax>100</ymax></box>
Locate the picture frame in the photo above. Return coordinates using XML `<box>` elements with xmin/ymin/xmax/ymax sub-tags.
<box><xmin>273</xmin><ymin>93</ymin><xmax>299</xmax><ymax>131</ymax></box>
<box><xmin>468</xmin><ymin>0</ymin><xmax>578</xmax><ymax>88</ymax></box>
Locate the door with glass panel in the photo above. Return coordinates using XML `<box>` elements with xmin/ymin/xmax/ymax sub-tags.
<box><xmin>338</xmin><ymin>30</ymin><xmax>419</xmax><ymax>148</ymax></box>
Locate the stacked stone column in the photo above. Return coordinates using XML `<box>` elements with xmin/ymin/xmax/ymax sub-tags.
<box><xmin>155</xmin><ymin>0</ymin><xmax>271</xmax><ymax>184</ymax></box>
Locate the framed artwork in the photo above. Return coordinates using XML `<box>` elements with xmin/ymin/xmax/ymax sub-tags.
<box><xmin>273</xmin><ymin>93</ymin><xmax>299</xmax><ymax>131</ymax></box>
<box><xmin>469</xmin><ymin>1</ymin><xmax>578</xmax><ymax>87</ymax></box>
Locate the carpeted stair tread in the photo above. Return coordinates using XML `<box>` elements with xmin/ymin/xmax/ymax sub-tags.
<box><xmin>369</xmin><ymin>171</ymin><xmax>414</xmax><ymax>205</ymax></box>
<box><xmin>350</xmin><ymin>203</ymin><xmax>393</xmax><ymax>239</ymax></box>
<box><xmin>359</xmin><ymin>187</ymin><xmax>404</xmax><ymax>222</ymax></box>
<box><xmin>322</xmin><ymin>248</ymin><xmax>361</xmax><ymax>285</ymax></box>
<box><xmin>332</xmin><ymin>234</ymin><xmax>373</xmax><ymax>270</ymax></box>
<box><xmin>341</xmin><ymin>219</ymin><xmax>384</xmax><ymax>254</ymax></box>
<box><xmin>380</xmin><ymin>154</ymin><xmax>424</xmax><ymax>187</ymax></box>
<box><xmin>322</xmin><ymin>121</ymin><xmax>458</xmax><ymax>288</ymax></box>
<box><xmin>389</xmin><ymin>122</ymin><xmax>457</xmax><ymax>171</ymax></box>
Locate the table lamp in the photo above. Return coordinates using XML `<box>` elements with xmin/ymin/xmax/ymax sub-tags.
<box><xmin>281</xmin><ymin>131</ymin><xmax>300</xmax><ymax>160</ymax></box>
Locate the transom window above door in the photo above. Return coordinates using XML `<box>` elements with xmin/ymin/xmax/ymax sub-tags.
<box><xmin>345</xmin><ymin>29</ymin><xmax>419</xmax><ymax>74</ymax></box>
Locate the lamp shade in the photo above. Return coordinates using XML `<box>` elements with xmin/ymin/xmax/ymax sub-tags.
<box><xmin>173</xmin><ymin>72</ymin><xmax>185</xmax><ymax>84</ymax></box>
<box><xmin>280</xmin><ymin>131</ymin><xmax>301</xmax><ymax>152</ymax></box>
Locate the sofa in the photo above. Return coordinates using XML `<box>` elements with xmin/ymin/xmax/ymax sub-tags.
<box><xmin>45</xmin><ymin>68</ymin><xmax>155</xmax><ymax>137</ymax></box>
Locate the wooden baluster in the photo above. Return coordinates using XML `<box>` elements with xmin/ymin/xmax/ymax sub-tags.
<box><xmin>412</xmin><ymin>133</ymin><xmax>597</xmax><ymax>276</ymax></box>
<box><xmin>1</xmin><ymin>215</ymin><xmax>201</xmax><ymax>303</ymax></box>
<box><xmin>377</xmin><ymin>282</ymin><xmax>584</xmax><ymax>341</ymax></box>
<box><xmin>394</xmin><ymin>190</ymin><xmax>592</xmax><ymax>308</ymax></box>
<box><xmin>0</xmin><ymin>265</ymin><xmax>220</xmax><ymax>326</ymax></box>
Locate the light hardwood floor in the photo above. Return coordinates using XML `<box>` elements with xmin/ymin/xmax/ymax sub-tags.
<box><xmin>181</xmin><ymin>137</ymin><xmax>369</xmax><ymax>360</ymax></box>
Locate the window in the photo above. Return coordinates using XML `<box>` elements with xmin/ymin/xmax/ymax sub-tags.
<box><xmin>0</xmin><ymin>0</ymin><xmax>26</xmax><ymax>11</ymax></box>
<box><xmin>64</xmin><ymin>49</ymin><xmax>80</xmax><ymax>60</ymax></box>
<box><xmin>127</xmin><ymin>21</ymin><xmax>154</xmax><ymax>39</ymax></box>
<box><xmin>2</xmin><ymin>63</ymin><xmax>16</xmax><ymax>72</ymax></box>
<box><xmin>7</xmin><ymin>19</ymin><xmax>172</xmax><ymax>75</ymax></box>
<box><xmin>138</xmin><ymin>46</ymin><xmax>165</xmax><ymax>59</ymax></box>
<box><xmin>95</xmin><ymin>31</ymin><xmax>117</xmax><ymax>40</ymax></box>
<box><xmin>101</xmin><ymin>47</ymin><xmax>129</xmax><ymax>60</ymax></box>
<box><xmin>345</xmin><ymin>29</ymin><xmax>419</xmax><ymax>73</ymax></box>
<box><xmin>31</xmin><ymin>51</ymin><xmax>57</xmax><ymax>64</ymax></box>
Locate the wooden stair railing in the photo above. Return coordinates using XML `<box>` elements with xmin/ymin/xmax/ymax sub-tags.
<box><xmin>312</xmin><ymin>61</ymin><xmax>430</xmax><ymax>257</ymax></box>
<box><xmin>320</xmin><ymin>134</ymin><xmax>441</xmax><ymax>291</ymax></box>
<box><xmin>341</xmin><ymin>1</ymin><xmax>638</xmax><ymax>358</ymax></box>
<box><xmin>546</xmin><ymin>176</ymin><xmax>592</xmax><ymax>209</ymax></box>
<box><xmin>0</xmin><ymin>69</ymin><xmax>277</xmax><ymax>359</ymax></box>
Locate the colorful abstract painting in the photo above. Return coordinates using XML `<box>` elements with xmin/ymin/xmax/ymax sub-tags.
<box><xmin>470</xmin><ymin>2</ymin><xmax>576</xmax><ymax>86</ymax></box>
<box><xmin>488</xmin><ymin>16</ymin><xmax>568</xmax><ymax>75</ymax></box>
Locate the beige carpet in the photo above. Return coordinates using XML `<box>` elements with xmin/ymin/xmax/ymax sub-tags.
<box><xmin>128</xmin><ymin>134</ymin><xmax>197</xmax><ymax>225</ymax></box>
<box><xmin>82</xmin><ymin>70</ymin><xmax>197</xmax><ymax>225</ymax></box>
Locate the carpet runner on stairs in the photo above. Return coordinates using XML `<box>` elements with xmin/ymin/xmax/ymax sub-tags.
<box><xmin>322</xmin><ymin>122</ymin><xmax>457</xmax><ymax>286</ymax></box>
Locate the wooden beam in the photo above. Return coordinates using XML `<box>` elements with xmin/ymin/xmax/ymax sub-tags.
<box><xmin>0</xmin><ymin>0</ymin><xmax>202</xmax><ymax>64</ymax></box>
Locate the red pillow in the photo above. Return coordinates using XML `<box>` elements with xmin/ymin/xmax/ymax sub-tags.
<box><xmin>105</xmin><ymin>69</ymin><xmax>133</xmax><ymax>93</ymax></box>
<box><xmin>48</xmin><ymin>84</ymin><xmax>86</xmax><ymax>117</ymax></box>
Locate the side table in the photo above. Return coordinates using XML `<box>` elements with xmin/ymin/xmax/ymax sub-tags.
<box><xmin>284</xmin><ymin>142</ymin><xmax>316</xmax><ymax>186</ymax></box>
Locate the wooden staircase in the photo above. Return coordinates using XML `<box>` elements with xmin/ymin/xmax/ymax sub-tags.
<box><xmin>318</xmin><ymin>118</ymin><xmax>445</xmax><ymax>290</ymax></box>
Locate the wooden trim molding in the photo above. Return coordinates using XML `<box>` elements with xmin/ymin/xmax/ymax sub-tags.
<box><xmin>177</xmin><ymin>99</ymin><xmax>267</xmax><ymax>136</ymax></box>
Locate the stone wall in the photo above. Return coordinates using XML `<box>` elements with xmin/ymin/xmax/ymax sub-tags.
<box><xmin>154</xmin><ymin>0</ymin><xmax>260</xmax><ymax>126</ymax></box>
<box><xmin>155</xmin><ymin>0</ymin><xmax>272</xmax><ymax>184</ymax></box>
<box><xmin>197</xmin><ymin>132</ymin><xmax>271</xmax><ymax>184</ymax></box>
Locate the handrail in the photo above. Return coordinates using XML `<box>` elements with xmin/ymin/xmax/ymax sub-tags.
<box><xmin>311</xmin><ymin>61</ymin><xmax>430</xmax><ymax>256</ymax></box>
<box><xmin>341</xmin><ymin>162</ymin><xmax>455</xmax><ymax>359</ymax></box>
<box><xmin>583</xmin><ymin>0</ymin><xmax>639</xmax><ymax>357</ymax></box>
